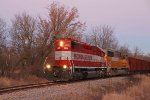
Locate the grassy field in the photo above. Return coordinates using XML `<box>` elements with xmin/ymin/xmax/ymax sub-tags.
<box><xmin>0</xmin><ymin>75</ymin><xmax>48</xmax><ymax>88</ymax></box>
<box><xmin>102</xmin><ymin>74</ymin><xmax>150</xmax><ymax>100</ymax></box>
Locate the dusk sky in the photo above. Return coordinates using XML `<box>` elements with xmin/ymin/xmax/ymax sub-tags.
<box><xmin>0</xmin><ymin>0</ymin><xmax>150</xmax><ymax>54</ymax></box>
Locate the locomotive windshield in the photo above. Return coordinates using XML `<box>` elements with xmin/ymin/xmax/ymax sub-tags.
<box><xmin>107</xmin><ymin>50</ymin><xmax>114</xmax><ymax>57</ymax></box>
<box><xmin>71</xmin><ymin>41</ymin><xmax>82</xmax><ymax>49</ymax></box>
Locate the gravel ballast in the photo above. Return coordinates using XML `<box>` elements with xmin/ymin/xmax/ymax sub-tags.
<box><xmin>0</xmin><ymin>77</ymin><xmax>133</xmax><ymax>100</ymax></box>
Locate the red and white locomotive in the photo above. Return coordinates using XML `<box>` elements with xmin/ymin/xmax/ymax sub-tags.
<box><xmin>43</xmin><ymin>38</ymin><xmax>106</xmax><ymax>80</ymax></box>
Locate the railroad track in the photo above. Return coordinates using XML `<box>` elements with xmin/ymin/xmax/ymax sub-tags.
<box><xmin>0</xmin><ymin>76</ymin><xmax>127</xmax><ymax>94</ymax></box>
<box><xmin>0</xmin><ymin>81</ymin><xmax>61</xmax><ymax>94</ymax></box>
<box><xmin>0</xmin><ymin>77</ymin><xmax>110</xmax><ymax>95</ymax></box>
<box><xmin>0</xmin><ymin>73</ymin><xmax>147</xmax><ymax>95</ymax></box>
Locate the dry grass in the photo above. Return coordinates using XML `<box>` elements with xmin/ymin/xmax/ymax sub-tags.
<box><xmin>102</xmin><ymin>74</ymin><xmax>150</xmax><ymax>100</ymax></box>
<box><xmin>0</xmin><ymin>68</ymin><xmax>48</xmax><ymax>88</ymax></box>
<box><xmin>103</xmin><ymin>93</ymin><xmax>132</xmax><ymax>100</ymax></box>
<box><xmin>0</xmin><ymin>75</ymin><xmax>48</xmax><ymax>88</ymax></box>
<box><xmin>49</xmin><ymin>74</ymin><xmax>150</xmax><ymax>100</ymax></box>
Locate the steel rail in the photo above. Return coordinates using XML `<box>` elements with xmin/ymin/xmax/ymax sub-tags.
<box><xmin>0</xmin><ymin>76</ymin><xmax>127</xmax><ymax>94</ymax></box>
<box><xmin>0</xmin><ymin>81</ymin><xmax>57</xmax><ymax>94</ymax></box>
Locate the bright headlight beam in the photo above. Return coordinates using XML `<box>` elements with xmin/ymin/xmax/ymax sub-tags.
<box><xmin>46</xmin><ymin>64</ymin><xmax>51</xmax><ymax>69</ymax></box>
<box><xmin>63</xmin><ymin>65</ymin><xmax>67</xmax><ymax>69</ymax></box>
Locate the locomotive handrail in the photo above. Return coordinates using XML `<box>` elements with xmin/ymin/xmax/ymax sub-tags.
<box><xmin>68</xmin><ymin>57</ymin><xmax>74</xmax><ymax>73</ymax></box>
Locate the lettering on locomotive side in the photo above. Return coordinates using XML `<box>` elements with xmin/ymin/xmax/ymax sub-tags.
<box><xmin>74</xmin><ymin>54</ymin><xmax>92</xmax><ymax>60</ymax></box>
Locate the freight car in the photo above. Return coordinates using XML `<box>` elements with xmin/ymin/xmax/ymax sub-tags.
<box><xmin>43</xmin><ymin>38</ymin><xmax>150</xmax><ymax>81</ymax></box>
<box><xmin>128</xmin><ymin>57</ymin><xmax>150</xmax><ymax>73</ymax></box>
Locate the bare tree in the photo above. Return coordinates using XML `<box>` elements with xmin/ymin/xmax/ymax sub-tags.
<box><xmin>0</xmin><ymin>18</ymin><xmax>7</xmax><ymax>76</ymax></box>
<box><xmin>10</xmin><ymin>12</ymin><xmax>37</xmax><ymax>67</ymax></box>
<box><xmin>48</xmin><ymin>2</ymin><xmax>84</xmax><ymax>39</ymax></box>
<box><xmin>36</xmin><ymin>2</ymin><xmax>85</xmax><ymax>65</ymax></box>
<box><xmin>147</xmin><ymin>53</ymin><xmax>150</xmax><ymax>61</ymax></box>
<box><xmin>132</xmin><ymin>46</ymin><xmax>143</xmax><ymax>58</ymax></box>
<box><xmin>0</xmin><ymin>18</ymin><xmax>6</xmax><ymax>50</ymax></box>
<box><xmin>141</xmin><ymin>53</ymin><xmax>150</xmax><ymax>61</ymax></box>
<box><xmin>119</xmin><ymin>44</ymin><xmax>131</xmax><ymax>55</ymax></box>
<box><xmin>91</xmin><ymin>25</ymin><xmax>118</xmax><ymax>50</ymax></box>
<box><xmin>84</xmin><ymin>34</ymin><xmax>93</xmax><ymax>45</ymax></box>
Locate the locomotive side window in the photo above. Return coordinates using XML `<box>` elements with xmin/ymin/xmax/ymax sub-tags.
<box><xmin>107</xmin><ymin>50</ymin><xmax>114</xmax><ymax>57</ymax></box>
<box><xmin>71</xmin><ymin>41</ymin><xmax>82</xmax><ymax>50</ymax></box>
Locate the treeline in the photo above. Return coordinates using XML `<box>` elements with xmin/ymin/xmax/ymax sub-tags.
<box><xmin>0</xmin><ymin>2</ymin><xmax>149</xmax><ymax>77</ymax></box>
<box><xmin>0</xmin><ymin>2</ymin><xmax>84</xmax><ymax>77</ymax></box>
<box><xmin>84</xmin><ymin>25</ymin><xmax>150</xmax><ymax>60</ymax></box>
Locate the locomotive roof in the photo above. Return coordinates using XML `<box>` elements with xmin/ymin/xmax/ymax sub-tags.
<box><xmin>57</xmin><ymin>38</ymin><xmax>104</xmax><ymax>52</ymax></box>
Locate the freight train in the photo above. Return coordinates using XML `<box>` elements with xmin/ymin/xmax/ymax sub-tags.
<box><xmin>43</xmin><ymin>38</ymin><xmax>150</xmax><ymax>81</ymax></box>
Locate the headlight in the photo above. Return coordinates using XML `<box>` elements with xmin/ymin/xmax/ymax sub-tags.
<box><xmin>63</xmin><ymin>65</ymin><xmax>67</xmax><ymax>69</ymax></box>
<box><xmin>60</xmin><ymin>41</ymin><xmax>64</xmax><ymax>47</ymax></box>
<box><xmin>46</xmin><ymin>64</ymin><xmax>51</xmax><ymax>69</ymax></box>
